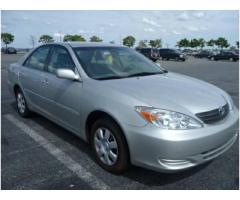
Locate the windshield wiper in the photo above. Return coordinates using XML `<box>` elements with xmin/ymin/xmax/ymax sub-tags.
<box><xmin>95</xmin><ymin>75</ymin><xmax>126</xmax><ymax>80</ymax></box>
<box><xmin>127</xmin><ymin>71</ymin><xmax>164</xmax><ymax>77</ymax></box>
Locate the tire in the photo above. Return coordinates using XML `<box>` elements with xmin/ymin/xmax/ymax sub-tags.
<box><xmin>15</xmin><ymin>88</ymin><xmax>31</xmax><ymax>117</ymax></box>
<box><xmin>229</xmin><ymin>57</ymin><xmax>234</xmax><ymax>61</ymax></box>
<box><xmin>90</xmin><ymin>117</ymin><xmax>129</xmax><ymax>173</ymax></box>
<box><xmin>210</xmin><ymin>57</ymin><xmax>215</xmax><ymax>61</ymax></box>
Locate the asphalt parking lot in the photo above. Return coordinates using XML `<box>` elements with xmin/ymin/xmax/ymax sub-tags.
<box><xmin>1</xmin><ymin>53</ymin><xmax>239</xmax><ymax>189</ymax></box>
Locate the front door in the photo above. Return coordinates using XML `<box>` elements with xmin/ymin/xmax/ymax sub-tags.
<box><xmin>41</xmin><ymin>45</ymin><xmax>83</xmax><ymax>132</ymax></box>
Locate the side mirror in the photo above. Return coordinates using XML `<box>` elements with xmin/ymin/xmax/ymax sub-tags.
<box><xmin>56</xmin><ymin>69</ymin><xmax>80</xmax><ymax>81</ymax></box>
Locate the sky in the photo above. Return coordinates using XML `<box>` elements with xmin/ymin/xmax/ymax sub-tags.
<box><xmin>1</xmin><ymin>10</ymin><xmax>239</xmax><ymax>48</ymax></box>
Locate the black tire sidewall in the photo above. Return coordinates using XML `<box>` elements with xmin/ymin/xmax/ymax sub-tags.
<box><xmin>90</xmin><ymin>117</ymin><xmax>129</xmax><ymax>173</ymax></box>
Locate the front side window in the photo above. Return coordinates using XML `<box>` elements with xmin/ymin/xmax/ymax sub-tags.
<box><xmin>74</xmin><ymin>47</ymin><xmax>165</xmax><ymax>80</ymax></box>
<box><xmin>24</xmin><ymin>46</ymin><xmax>50</xmax><ymax>70</ymax></box>
<box><xmin>47</xmin><ymin>46</ymin><xmax>75</xmax><ymax>74</ymax></box>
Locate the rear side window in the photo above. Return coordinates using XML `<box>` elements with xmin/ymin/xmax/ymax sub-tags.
<box><xmin>141</xmin><ymin>49</ymin><xmax>150</xmax><ymax>54</ymax></box>
<box><xmin>24</xmin><ymin>46</ymin><xmax>50</xmax><ymax>71</ymax></box>
<box><xmin>159</xmin><ymin>49</ymin><xmax>167</xmax><ymax>53</ymax></box>
<box><xmin>47</xmin><ymin>46</ymin><xmax>75</xmax><ymax>74</ymax></box>
<box><xmin>151</xmin><ymin>48</ymin><xmax>159</xmax><ymax>54</ymax></box>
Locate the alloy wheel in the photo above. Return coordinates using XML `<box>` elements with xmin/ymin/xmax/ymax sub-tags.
<box><xmin>17</xmin><ymin>93</ymin><xmax>26</xmax><ymax>114</ymax></box>
<box><xmin>94</xmin><ymin>127</ymin><xmax>118</xmax><ymax>166</ymax></box>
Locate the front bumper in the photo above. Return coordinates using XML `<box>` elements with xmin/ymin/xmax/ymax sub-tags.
<box><xmin>124</xmin><ymin>107</ymin><xmax>238</xmax><ymax>172</ymax></box>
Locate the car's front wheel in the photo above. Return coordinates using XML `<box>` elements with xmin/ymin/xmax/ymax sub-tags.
<box><xmin>90</xmin><ymin>117</ymin><xmax>129</xmax><ymax>173</ymax></box>
<box><xmin>210</xmin><ymin>57</ymin><xmax>215</xmax><ymax>61</ymax></box>
<box><xmin>15</xmin><ymin>89</ymin><xmax>31</xmax><ymax>117</ymax></box>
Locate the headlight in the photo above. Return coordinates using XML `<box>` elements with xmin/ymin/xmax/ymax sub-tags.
<box><xmin>135</xmin><ymin>106</ymin><xmax>203</xmax><ymax>129</ymax></box>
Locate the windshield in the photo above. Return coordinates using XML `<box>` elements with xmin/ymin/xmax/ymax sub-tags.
<box><xmin>74</xmin><ymin>47</ymin><xmax>165</xmax><ymax>80</ymax></box>
<box><xmin>173</xmin><ymin>49</ymin><xmax>181</xmax><ymax>54</ymax></box>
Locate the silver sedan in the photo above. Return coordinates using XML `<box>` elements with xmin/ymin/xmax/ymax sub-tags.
<box><xmin>7</xmin><ymin>42</ymin><xmax>238</xmax><ymax>173</ymax></box>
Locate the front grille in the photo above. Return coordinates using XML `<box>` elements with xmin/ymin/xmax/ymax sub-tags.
<box><xmin>196</xmin><ymin>103</ymin><xmax>229</xmax><ymax>124</ymax></box>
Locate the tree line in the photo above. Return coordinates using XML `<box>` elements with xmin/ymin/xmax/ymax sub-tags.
<box><xmin>1</xmin><ymin>32</ymin><xmax>239</xmax><ymax>50</ymax></box>
<box><xmin>175</xmin><ymin>37</ymin><xmax>239</xmax><ymax>49</ymax></box>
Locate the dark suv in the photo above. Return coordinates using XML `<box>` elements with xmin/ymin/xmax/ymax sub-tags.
<box><xmin>209</xmin><ymin>51</ymin><xmax>239</xmax><ymax>61</ymax></box>
<box><xmin>136</xmin><ymin>48</ymin><xmax>159</xmax><ymax>62</ymax></box>
<box><xmin>159</xmin><ymin>48</ymin><xmax>186</xmax><ymax>61</ymax></box>
<box><xmin>194</xmin><ymin>50</ymin><xmax>212</xmax><ymax>58</ymax></box>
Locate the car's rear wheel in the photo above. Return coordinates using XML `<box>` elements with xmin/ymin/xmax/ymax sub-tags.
<box><xmin>229</xmin><ymin>57</ymin><xmax>234</xmax><ymax>61</ymax></box>
<box><xmin>90</xmin><ymin>117</ymin><xmax>129</xmax><ymax>173</ymax></box>
<box><xmin>15</xmin><ymin>89</ymin><xmax>31</xmax><ymax>117</ymax></box>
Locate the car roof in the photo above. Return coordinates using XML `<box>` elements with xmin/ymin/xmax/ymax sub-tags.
<box><xmin>51</xmin><ymin>42</ymin><xmax>122</xmax><ymax>48</ymax></box>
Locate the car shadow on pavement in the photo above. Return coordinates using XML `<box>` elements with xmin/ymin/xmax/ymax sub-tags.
<box><xmin>10</xmin><ymin>103</ymin><xmax>211</xmax><ymax>187</ymax></box>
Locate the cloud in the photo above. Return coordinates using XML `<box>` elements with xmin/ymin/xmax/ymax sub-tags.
<box><xmin>78</xmin><ymin>29</ymin><xmax>104</xmax><ymax>34</ymax></box>
<box><xmin>200</xmin><ymin>26</ymin><xmax>207</xmax><ymax>31</ymax></box>
<box><xmin>160</xmin><ymin>28</ymin><xmax>167</xmax><ymax>33</ymax></box>
<box><xmin>142</xmin><ymin>17</ymin><xmax>161</xmax><ymax>27</ymax></box>
<box><xmin>194</xmin><ymin>12</ymin><xmax>205</xmax><ymax>19</ymax></box>
<box><xmin>22</xmin><ymin>16</ymin><xmax>30</xmax><ymax>20</ymax></box>
<box><xmin>109</xmin><ymin>23</ymin><xmax>116</xmax><ymax>27</ymax></box>
<box><xmin>186</xmin><ymin>26</ymin><xmax>199</xmax><ymax>32</ymax></box>
<box><xmin>186</xmin><ymin>26</ymin><xmax>208</xmax><ymax>32</ymax></box>
<box><xmin>54</xmin><ymin>32</ymin><xmax>65</xmax><ymax>37</ymax></box>
<box><xmin>144</xmin><ymin>27</ymin><xmax>155</xmax><ymax>32</ymax></box>
<box><xmin>172</xmin><ymin>30</ymin><xmax>182</xmax><ymax>35</ymax></box>
<box><xmin>177</xmin><ymin>12</ymin><xmax>189</xmax><ymax>21</ymax></box>
<box><xmin>78</xmin><ymin>29</ymin><xmax>86</xmax><ymax>34</ymax></box>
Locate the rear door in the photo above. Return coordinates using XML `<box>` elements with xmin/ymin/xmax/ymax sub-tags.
<box><xmin>141</xmin><ymin>48</ymin><xmax>150</xmax><ymax>58</ymax></box>
<box><xmin>20</xmin><ymin>45</ymin><xmax>51</xmax><ymax>110</ymax></box>
<box><xmin>159</xmin><ymin>49</ymin><xmax>166</xmax><ymax>58</ymax></box>
<box><xmin>41</xmin><ymin>45</ymin><xmax>83</xmax><ymax>132</ymax></box>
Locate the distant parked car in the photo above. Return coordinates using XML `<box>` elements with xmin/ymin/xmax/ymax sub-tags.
<box><xmin>209</xmin><ymin>51</ymin><xmax>239</xmax><ymax>61</ymax></box>
<box><xmin>2</xmin><ymin>47</ymin><xmax>17</xmax><ymax>54</ymax></box>
<box><xmin>182</xmin><ymin>49</ymin><xmax>193</xmax><ymax>56</ymax></box>
<box><xmin>194</xmin><ymin>50</ymin><xmax>212</xmax><ymax>58</ymax></box>
<box><xmin>136</xmin><ymin>47</ymin><xmax>159</xmax><ymax>62</ymax></box>
<box><xmin>159</xmin><ymin>48</ymin><xmax>186</xmax><ymax>61</ymax></box>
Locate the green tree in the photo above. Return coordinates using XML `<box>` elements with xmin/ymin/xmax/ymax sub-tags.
<box><xmin>137</xmin><ymin>40</ymin><xmax>148</xmax><ymax>48</ymax></box>
<box><xmin>149</xmin><ymin>39</ymin><xmax>162</xmax><ymax>48</ymax></box>
<box><xmin>190</xmin><ymin>39</ymin><xmax>200</xmax><ymax>49</ymax></box>
<box><xmin>215</xmin><ymin>37</ymin><xmax>230</xmax><ymax>49</ymax></box>
<box><xmin>39</xmin><ymin>35</ymin><xmax>54</xmax><ymax>43</ymax></box>
<box><xmin>207</xmin><ymin>39</ymin><xmax>216</xmax><ymax>48</ymax></box>
<box><xmin>176</xmin><ymin>38</ymin><xmax>190</xmax><ymax>49</ymax></box>
<box><xmin>1</xmin><ymin>33</ymin><xmax>14</xmax><ymax>51</ymax></box>
<box><xmin>90</xmin><ymin>35</ymin><xmax>103</xmax><ymax>42</ymax></box>
<box><xmin>236</xmin><ymin>41</ymin><xmax>239</xmax><ymax>48</ymax></box>
<box><xmin>63</xmin><ymin>34</ymin><xmax>86</xmax><ymax>42</ymax></box>
<box><xmin>123</xmin><ymin>35</ymin><xmax>136</xmax><ymax>47</ymax></box>
<box><xmin>198</xmin><ymin>38</ymin><xmax>205</xmax><ymax>49</ymax></box>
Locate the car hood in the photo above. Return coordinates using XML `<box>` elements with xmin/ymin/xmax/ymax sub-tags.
<box><xmin>99</xmin><ymin>72</ymin><xmax>227</xmax><ymax>115</ymax></box>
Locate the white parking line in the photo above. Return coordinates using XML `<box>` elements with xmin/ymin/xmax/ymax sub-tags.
<box><xmin>5</xmin><ymin>114</ymin><xmax>111</xmax><ymax>190</ymax></box>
